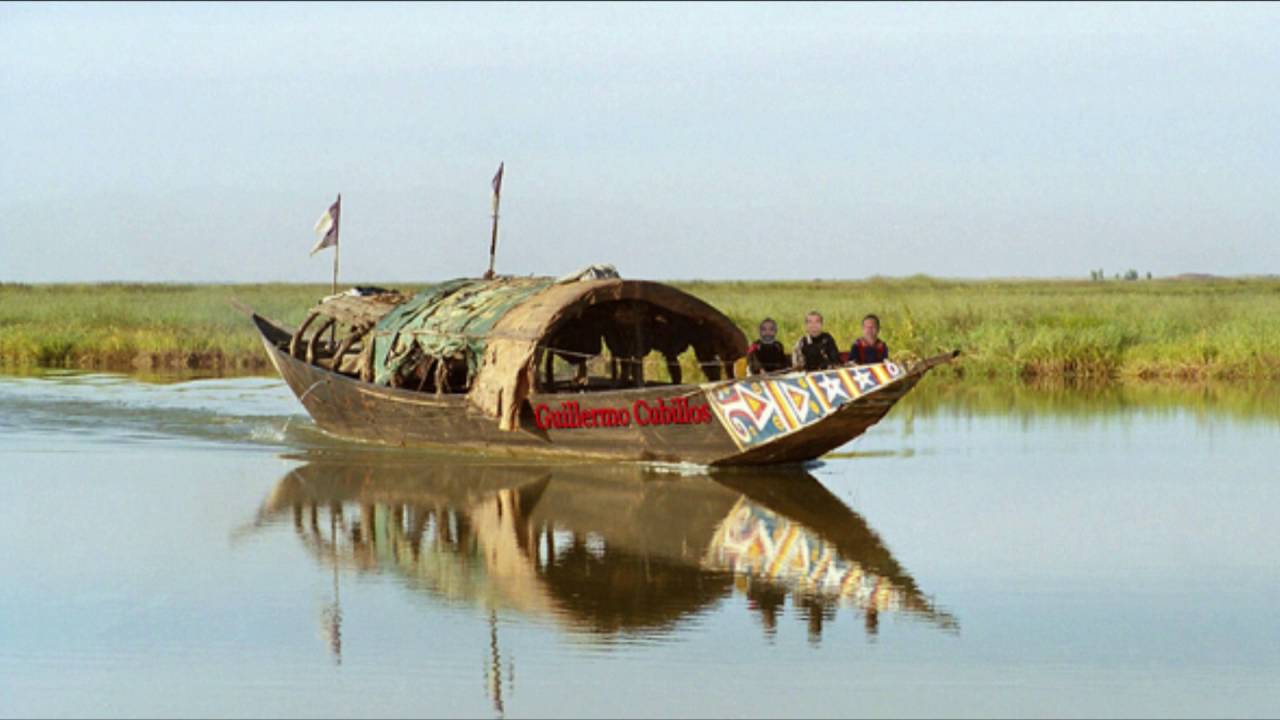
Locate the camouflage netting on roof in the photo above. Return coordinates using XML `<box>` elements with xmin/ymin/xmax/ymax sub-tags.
<box><xmin>371</xmin><ymin>277</ymin><xmax>555</xmax><ymax>386</ymax></box>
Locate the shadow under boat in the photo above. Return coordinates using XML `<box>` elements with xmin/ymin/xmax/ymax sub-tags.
<box><xmin>248</xmin><ymin>455</ymin><xmax>957</xmax><ymax>643</ymax></box>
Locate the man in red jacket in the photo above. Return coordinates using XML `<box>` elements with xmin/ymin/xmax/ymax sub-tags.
<box><xmin>849</xmin><ymin>314</ymin><xmax>889</xmax><ymax>364</ymax></box>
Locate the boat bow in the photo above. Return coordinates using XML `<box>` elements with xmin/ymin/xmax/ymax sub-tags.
<box><xmin>703</xmin><ymin>352</ymin><xmax>957</xmax><ymax>465</ymax></box>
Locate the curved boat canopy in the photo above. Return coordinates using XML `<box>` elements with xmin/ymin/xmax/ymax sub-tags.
<box><xmin>363</xmin><ymin>275</ymin><xmax>748</xmax><ymax>430</ymax></box>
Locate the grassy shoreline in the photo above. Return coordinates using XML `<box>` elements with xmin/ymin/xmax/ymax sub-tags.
<box><xmin>2</xmin><ymin>278</ymin><xmax>1278</xmax><ymax>380</ymax></box>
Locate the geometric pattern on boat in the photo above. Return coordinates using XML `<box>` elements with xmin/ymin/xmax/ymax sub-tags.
<box><xmin>704</xmin><ymin>361</ymin><xmax>905</xmax><ymax>449</ymax></box>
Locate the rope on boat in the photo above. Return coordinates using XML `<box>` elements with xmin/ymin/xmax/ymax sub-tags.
<box><xmin>281</xmin><ymin>378</ymin><xmax>331</xmax><ymax>436</ymax></box>
<box><xmin>298</xmin><ymin>378</ymin><xmax>331</xmax><ymax>403</ymax></box>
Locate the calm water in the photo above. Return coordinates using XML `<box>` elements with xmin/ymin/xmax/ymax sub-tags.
<box><xmin>1</xmin><ymin>372</ymin><xmax>1278</xmax><ymax>718</ymax></box>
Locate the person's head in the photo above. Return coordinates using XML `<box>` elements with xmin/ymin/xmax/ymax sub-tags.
<box><xmin>758</xmin><ymin>317</ymin><xmax>777</xmax><ymax>342</ymax></box>
<box><xmin>862</xmin><ymin>314</ymin><xmax>881</xmax><ymax>342</ymax></box>
<box><xmin>804</xmin><ymin>311</ymin><xmax>823</xmax><ymax>337</ymax></box>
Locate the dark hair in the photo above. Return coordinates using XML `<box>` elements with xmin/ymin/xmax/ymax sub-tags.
<box><xmin>759</xmin><ymin>317</ymin><xmax>776</xmax><ymax>329</ymax></box>
<box><xmin>862</xmin><ymin>313</ymin><xmax>881</xmax><ymax>327</ymax></box>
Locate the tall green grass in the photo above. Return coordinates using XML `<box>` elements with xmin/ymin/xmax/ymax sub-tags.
<box><xmin>0</xmin><ymin>283</ymin><xmax>328</xmax><ymax>371</ymax></box>
<box><xmin>681</xmin><ymin>277</ymin><xmax>1280</xmax><ymax>381</ymax></box>
<box><xmin>2</xmin><ymin>278</ymin><xmax>1278</xmax><ymax>380</ymax></box>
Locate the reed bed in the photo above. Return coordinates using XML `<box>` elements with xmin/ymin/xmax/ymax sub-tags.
<box><xmin>2</xmin><ymin>278</ymin><xmax>1278</xmax><ymax>380</ymax></box>
<box><xmin>682</xmin><ymin>277</ymin><xmax>1280</xmax><ymax>381</ymax></box>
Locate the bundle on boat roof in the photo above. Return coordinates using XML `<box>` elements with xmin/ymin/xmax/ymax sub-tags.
<box><xmin>371</xmin><ymin>275</ymin><xmax>556</xmax><ymax>386</ymax></box>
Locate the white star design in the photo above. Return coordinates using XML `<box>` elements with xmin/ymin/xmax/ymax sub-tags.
<box><xmin>852</xmin><ymin>368</ymin><xmax>877</xmax><ymax>391</ymax></box>
<box><xmin>818</xmin><ymin>373</ymin><xmax>850</xmax><ymax>403</ymax></box>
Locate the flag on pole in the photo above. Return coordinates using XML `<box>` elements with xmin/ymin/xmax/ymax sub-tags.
<box><xmin>491</xmin><ymin>162</ymin><xmax>504</xmax><ymax>214</ymax></box>
<box><xmin>311</xmin><ymin>196</ymin><xmax>341</xmax><ymax>256</ymax></box>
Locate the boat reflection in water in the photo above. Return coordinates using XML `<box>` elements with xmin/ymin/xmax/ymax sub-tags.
<box><xmin>255</xmin><ymin>454</ymin><xmax>956</xmax><ymax>635</ymax></box>
<box><xmin>249</xmin><ymin>456</ymin><xmax>956</xmax><ymax>710</ymax></box>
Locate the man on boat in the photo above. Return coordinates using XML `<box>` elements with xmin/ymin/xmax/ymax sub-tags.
<box><xmin>747</xmin><ymin>318</ymin><xmax>789</xmax><ymax>375</ymax></box>
<box><xmin>791</xmin><ymin>311</ymin><xmax>841</xmax><ymax>371</ymax></box>
<box><xmin>849</xmin><ymin>313</ymin><xmax>889</xmax><ymax>364</ymax></box>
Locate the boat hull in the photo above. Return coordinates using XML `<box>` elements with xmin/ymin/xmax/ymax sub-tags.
<box><xmin>254</xmin><ymin>314</ymin><xmax>941</xmax><ymax>466</ymax></box>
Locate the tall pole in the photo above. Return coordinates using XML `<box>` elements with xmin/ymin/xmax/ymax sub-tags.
<box><xmin>486</xmin><ymin>202</ymin><xmax>499</xmax><ymax>279</ymax></box>
<box><xmin>330</xmin><ymin>193</ymin><xmax>341</xmax><ymax>350</ymax></box>
<box><xmin>332</xmin><ymin>193</ymin><xmax>341</xmax><ymax>296</ymax></box>
<box><xmin>485</xmin><ymin>163</ymin><xmax>503</xmax><ymax>280</ymax></box>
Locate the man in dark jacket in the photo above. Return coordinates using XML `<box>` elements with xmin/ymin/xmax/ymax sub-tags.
<box><xmin>791</xmin><ymin>311</ymin><xmax>841</xmax><ymax>371</ymax></box>
<box><xmin>849</xmin><ymin>313</ymin><xmax>889</xmax><ymax>364</ymax></box>
<box><xmin>746</xmin><ymin>317</ymin><xmax>788</xmax><ymax>375</ymax></box>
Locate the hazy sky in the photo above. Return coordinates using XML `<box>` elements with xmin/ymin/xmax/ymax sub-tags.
<box><xmin>2</xmin><ymin>2</ymin><xmax>1277</xmax><ymax>283</ymax></box>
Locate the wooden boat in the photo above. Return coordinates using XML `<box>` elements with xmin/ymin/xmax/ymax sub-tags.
<box><xmin>248</xmin><ymin>456</ymin><xmax>957</xmax><ymax>639</ymax></box>
<box><xmin>251</xmin><ymin>273</ymin><xmax>956</xmax><ymax>465</ymax></box>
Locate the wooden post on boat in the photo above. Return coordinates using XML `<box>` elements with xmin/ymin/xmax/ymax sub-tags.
<box><xmin>312</xmin><ymin>193</ymin><xmax>342</xmax><ymax>290</ymax></box>
<box><xmin>330</xmin><ymin>194</ymin><xmax>341</xmax><ymax>350</ymax></box>
<box><xmin>311</xmin><ymin>193</ymin><xmax>343</xmax><ymax>351</ymax></box>
<box><xmin>484</xmin><ymin>163</ymin><xmax>504</xmax><ymax>280</ymax></box>
<box><xmin>331</xmin><ymin>193</ymin><xmax>341</xmax><ymax>297</ymax></box>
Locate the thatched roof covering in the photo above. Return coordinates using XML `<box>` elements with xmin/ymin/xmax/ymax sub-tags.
<box><xmin>470</xmin><ymin>278</ymin><xmax>747</xmax><ymax>429</ymax></box>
